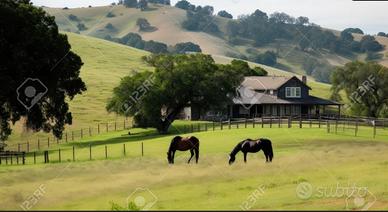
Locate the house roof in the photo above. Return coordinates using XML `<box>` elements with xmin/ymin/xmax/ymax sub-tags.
<box><xmin>242</xmin><ymin>76</ymin><xmax>311</xmax><ymax>90</ymax></box>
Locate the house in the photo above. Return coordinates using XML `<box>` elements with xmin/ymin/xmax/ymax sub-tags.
<box><xmin>179</xmin><ymin>75</ymin><xmax>341</xmax><ymax>120</ymax></box>
<box><xmin>230</xmin><ymin>76</ymin><xmax>341</xmax><ymax>118</ymax></box>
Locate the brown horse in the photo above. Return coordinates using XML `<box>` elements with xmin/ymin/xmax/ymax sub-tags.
<box><xmin>229</xmin><ymin>138</ymin><xmax>273</xmax><ymax>165</ymax></box>
<box><xmin>167</xmin><ymin>136</ymin><xmax>200</xmax><ymax>164</ymax></box>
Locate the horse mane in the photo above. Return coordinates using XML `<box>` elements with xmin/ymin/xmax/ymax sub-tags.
<box><xmin>168</xmin><ymin>136</ymin><xmax>182</xmax><ymax>152</ymax></box>
<box><xmin>230</xmin><ymin>140</ymin><xmax>245</xmax><ymax>156</ymax></box>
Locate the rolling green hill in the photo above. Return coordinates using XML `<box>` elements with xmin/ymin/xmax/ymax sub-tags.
<box><xmin>7</xmin><ymin>32</ymin><xmax>332</xmax><ymax>145</ymax></box>
<box><xmin>43</xmin><ymin>4</ymin><xmax>388</xmax><ymax>83</ymax></box>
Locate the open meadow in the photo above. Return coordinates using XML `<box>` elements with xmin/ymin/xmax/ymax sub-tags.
<box><xmin>1</xmin><ymin>121</ymin><xmax>388</xmax><ymax>210</ymax></box>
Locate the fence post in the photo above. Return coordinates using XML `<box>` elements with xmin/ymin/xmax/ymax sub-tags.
<box><xmin>270</xmin><ymin>117</ymin><xmax>272</xmax><ymax>128</ymax></box>
<box><xmin>115</xmin><ymin>122</ymin><xmax>117</xmax><ymax>131</ymax></box>
<box><xmin>44</xmin><ymin>151</ymin><xmax>49</xmax><ymax>163</ymax></box>
<box><xmin>58</xmin><ymin>149</ymin><xmax>61</xmax><ymax>163</ymax></box>
<box><xmin>106</xmin><ymin>123</ymin><xmax>108</xmax><ymax>132</ymax></box>
<box><xmin>228</xmin><ymin>119</ymin><xmax>231</xmax><ymax>129</ymax></box>
<box><xmin>245</xmin><ymin>118</ymin><xmax>247</xmax><ymax>128</ymax></box>
<box><xmin>34</xmin><ymin>152</ymin><xmax>36</xmax><ymax>164</ymax></box>
<box><xmin>89</xmin><ymin>144</ymin><xmax>92</xmax><ymax>160</ymax></box>
<box><xmin>81</xmin><ymin>129</ymin><xmax>83</xmax><ymax>139</ymax></box>
<box><xmin>253</xmin><ymin>118</ymin><xmax>255</xmax><ymax>128</ymax></box>
<box><xmin>72</xmin><ymin>146</ymin><xmax>75</xmax><ymax>162</ymax></box>
<box><xmin>141</xmin><ymin>142</ymin><xmax>144</xmax><ymax>157</ymax></box>
<box><xmin>212</xmin><ymin>121</ymin><xmax>215</xmax><ymax>131</ymax></box>
<box><xmin>335</xmin><ymin>119</ymin><xmax>338</xmax><ymax>134</ymax></box>
<box><xmin>71</xmin><ymin>131</ymin><xmax>74</xmax><ymax>141</ymax></box>
<box><xmin>89</xmin><ymin>127</ymin><xmax>92</xmax><ymax>136</ymax></box>
<box><xmin>18</xmin><ymin>143</ymin><xmax>21</xmax><ymax>152</ymax></box>
<box><xmin>318</xmin><ymin>116</ymin><xmax>321</xmax><ymax>128</ymax></box>
<box><xmin>123</xmin><ymin>144</ymin><xmax>126</xmax><ymax>156</ymax></box>
<box><xmin>105</xmin><ymin>145</ymin><xmax>108</xmax><ymax>159</ymax></box>
<box><xmin>198</xmin><ymin>123</ymin><xmax>200</xmax><ymax>132</ymax></box>
<box><xmin>22</xmin><ymin>152</ymin><xmax>25</xmax><ymax>165</ymax></box>
<box><xmin>47</xmin><ymin>137</ymin><xmax>50</xmax><ymax>148</ymax></box>
<box><xmin>355</xmin><ymin>119</ymin><xmax>359</xmax><ymax>137</ymax></box>
<box><xmin>373</xmin><ymin>119</ymin><xmax>376</xmax><ymax>138</ymax></box>
<box><xmin>278</xmin><ymin>116</ymin><xmax>281</xmax><ymax>128</ymax></box>
<box><xmin>98</xmin><ymin>124</ymin><xmax>100</xmax><ymax>134</ymax></box>
<box><xmin>299</xmin><ymin>116</ymin><xmax>302</xmax><ymax>128</ymax></box>
<box><xmin>16</xmin><ymin>155</ymin><xmax>19</xmax><ymax>164</ymax></box>
<box><xmin>327</xmin><ymin>121</ymin><xmax>330</xmax><ymax>133</ymax></box>
<box><xmin>236</xmin><ymin>121</ymin><xmax>239</xmax><ymax>129</ymax></box>
<box><xmin>65</xmin><ymin>133</ymin><xmax>68</xmax><ymax>143</ymax></box>
<box><xmin>288</xmin><ymin>116</ymin><xmax>291</xmax><ymax>128</ymax></box>
<box><xmin>220</xmin><ymin>120</ymin><xmax>223</xmax><ymax>130</ymax></box>
<box><xmin>262</xmin><ymin>117</ymin><xmax>264</xmax><ymax>128</ymax></box>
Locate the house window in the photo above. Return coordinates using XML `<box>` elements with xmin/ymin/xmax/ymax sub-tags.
<box><xmin>286</xmin><ymin>87</ymin><xmax>301</xmax><ymax>98</ymax></box>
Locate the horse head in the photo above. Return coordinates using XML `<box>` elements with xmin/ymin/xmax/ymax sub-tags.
<box><xmin>167</xmin><ymin>152</ymin><xmax>173</xmax><ymax>164</ymax></box>
<box><xmin>228</xmin><ymin>154</ymin><xmax>236</xmax><ymax>165</ymax></box>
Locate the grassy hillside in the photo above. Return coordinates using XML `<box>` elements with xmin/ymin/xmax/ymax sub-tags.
<box><xmin>8</xmin><ymin>32</ymin><xmax>151</xmax><ymax>143</ymax></box>
<box><xmin>43</xmin><ymin>4</ymin><xmax>388</xmax><ymax>82</ymax></box>
<box><xmin>7</xmin><ymin>32</ymin><xmax>333</xmax><ymax>145</ymax></box>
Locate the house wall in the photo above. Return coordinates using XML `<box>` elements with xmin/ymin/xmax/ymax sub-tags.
<box><xmin>277</xmin><ymin>77</ymin><xmax>309</xmax><ymax>99</ymax></box>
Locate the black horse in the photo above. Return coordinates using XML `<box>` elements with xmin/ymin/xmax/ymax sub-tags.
<box><xmin>229</xmin><ymin>138</ymin><xmax>273</xmax><ymax>165</ymax></box>
<box><xmin>167</xmin><ymin>136</ymin><xmax>200</xmax><ymax>164</ymax></box>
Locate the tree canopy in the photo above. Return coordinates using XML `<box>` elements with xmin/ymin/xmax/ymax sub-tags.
<box><xmin>106</xmin><ymin>54</ymin><xmax>265</xmax><ymax>133</ymax></box>
<box><xmin>172</xmin><ymin>42</ymin><xmax>202</xmax><ymax>54</ymax></box>
<box><xmin>331</xmin><ymin>61</ymin><xmax>388</xmax><ymax>117</ymax></box>
<box><xmin>217</xmin><ymin>10</ymin><xmax>233</xmax><ymax>19</ymax></box>
<box><xmin>0</xmin><ymin>0</ymin><xmax>86</xmax><ymax>143</ymax></box>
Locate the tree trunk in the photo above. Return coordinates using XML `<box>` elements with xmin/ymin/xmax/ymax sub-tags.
<box><xmin>157</xmin><ymin>106</ymin><xmax>183</xmax><ymax>134</ymax></box>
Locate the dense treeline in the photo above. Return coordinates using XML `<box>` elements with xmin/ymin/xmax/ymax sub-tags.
<box><xmin>226</xmin><ymin>9</ymin><xmax>383</xmax><ymax>55</ymax></box>
<box><xmin>105</xmin><ymin>32</ymin><xmax>202</xmax><ymax>54</ymax></box>
<box><xmin>118</xmin><ymin>0</ymin><xmax>170</xmax><ymax>10</ymax></box>
<box><xmin>175</xmin><ymin>0</ymin><xmax>220</xmax><ymax>33</ymax></box>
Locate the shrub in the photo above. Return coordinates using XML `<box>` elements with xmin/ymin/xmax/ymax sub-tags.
<box><xmin>68</xmin><ymin>14</ymin><xmax>79</xmax><ymax>22</ymax></box>
<box><xmin>106</xmin><ymin>12</ymin><xmax>116</xmax><ymax>18</ymax></box>
<box><xmin>77</xmin><ymin>23</ymin><xmax>87</xmax><ymax>31</ymax></box>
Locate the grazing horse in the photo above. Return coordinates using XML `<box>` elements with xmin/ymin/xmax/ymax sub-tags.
<box><xmin>229</xmin><ymin>138</ymin><xmax>273</xmax><ymax>165</ymax></box>
<box><xmin>167</xmin><ymin>136</ymin><xmax>200</xmax><ymax>164</ymax></box>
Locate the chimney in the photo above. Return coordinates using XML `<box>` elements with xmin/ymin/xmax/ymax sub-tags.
<box><xmin>302</xmin><ymin>75</ymin><xmax>307</xmax><ymax>84</ymax></box>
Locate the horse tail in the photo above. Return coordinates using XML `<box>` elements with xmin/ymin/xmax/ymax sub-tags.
<box><xmin>261</xmin><ymin>138</ymin><xmax>273</xmax><ymax>161</ymax></box>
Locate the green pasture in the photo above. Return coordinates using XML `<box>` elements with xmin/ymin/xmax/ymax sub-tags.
<box><xmin>1</xmin><ymin>121</ymin><xmax>388</xmax><ymax>210</ymax></box>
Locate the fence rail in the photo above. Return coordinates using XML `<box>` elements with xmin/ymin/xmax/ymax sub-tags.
<box><xmin>1</xmin><ymin>115</ymin><xmax>387</xmax><ymax>166</ymax></box>
<box><xmin>6</xmin><ymin>118</ymin><xmax>132</xmax><ymax>153</ymax></box>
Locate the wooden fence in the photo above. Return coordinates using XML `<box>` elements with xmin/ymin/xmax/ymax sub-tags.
<box><xmin>1</xmin><ymin>115</ymin><xmax>387</xmax><ymax>166</ymax></box>
<box><xmin>5</xmin><ymin>118</ymin><xmax>132</xmax><ymax>153</ymax></box>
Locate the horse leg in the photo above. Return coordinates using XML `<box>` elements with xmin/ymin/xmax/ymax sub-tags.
<box><xmin>243</xmin><ymin>152</ymin><xmax>247</xmax><ymax>163</ymax></box>
<box><xmin>188</xmin><ymin>149</ymin><xmax>194</xmax><ymax>164</ymax></box>
<box><xmin>194</xmin><ymin>148</ymin><xmax>199</xmax><ymax>164</ymax></box>
<box><xmin>263</xmin><ymin>150</ymin><xmax>269</xmax><ymax>163</ymax></box>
